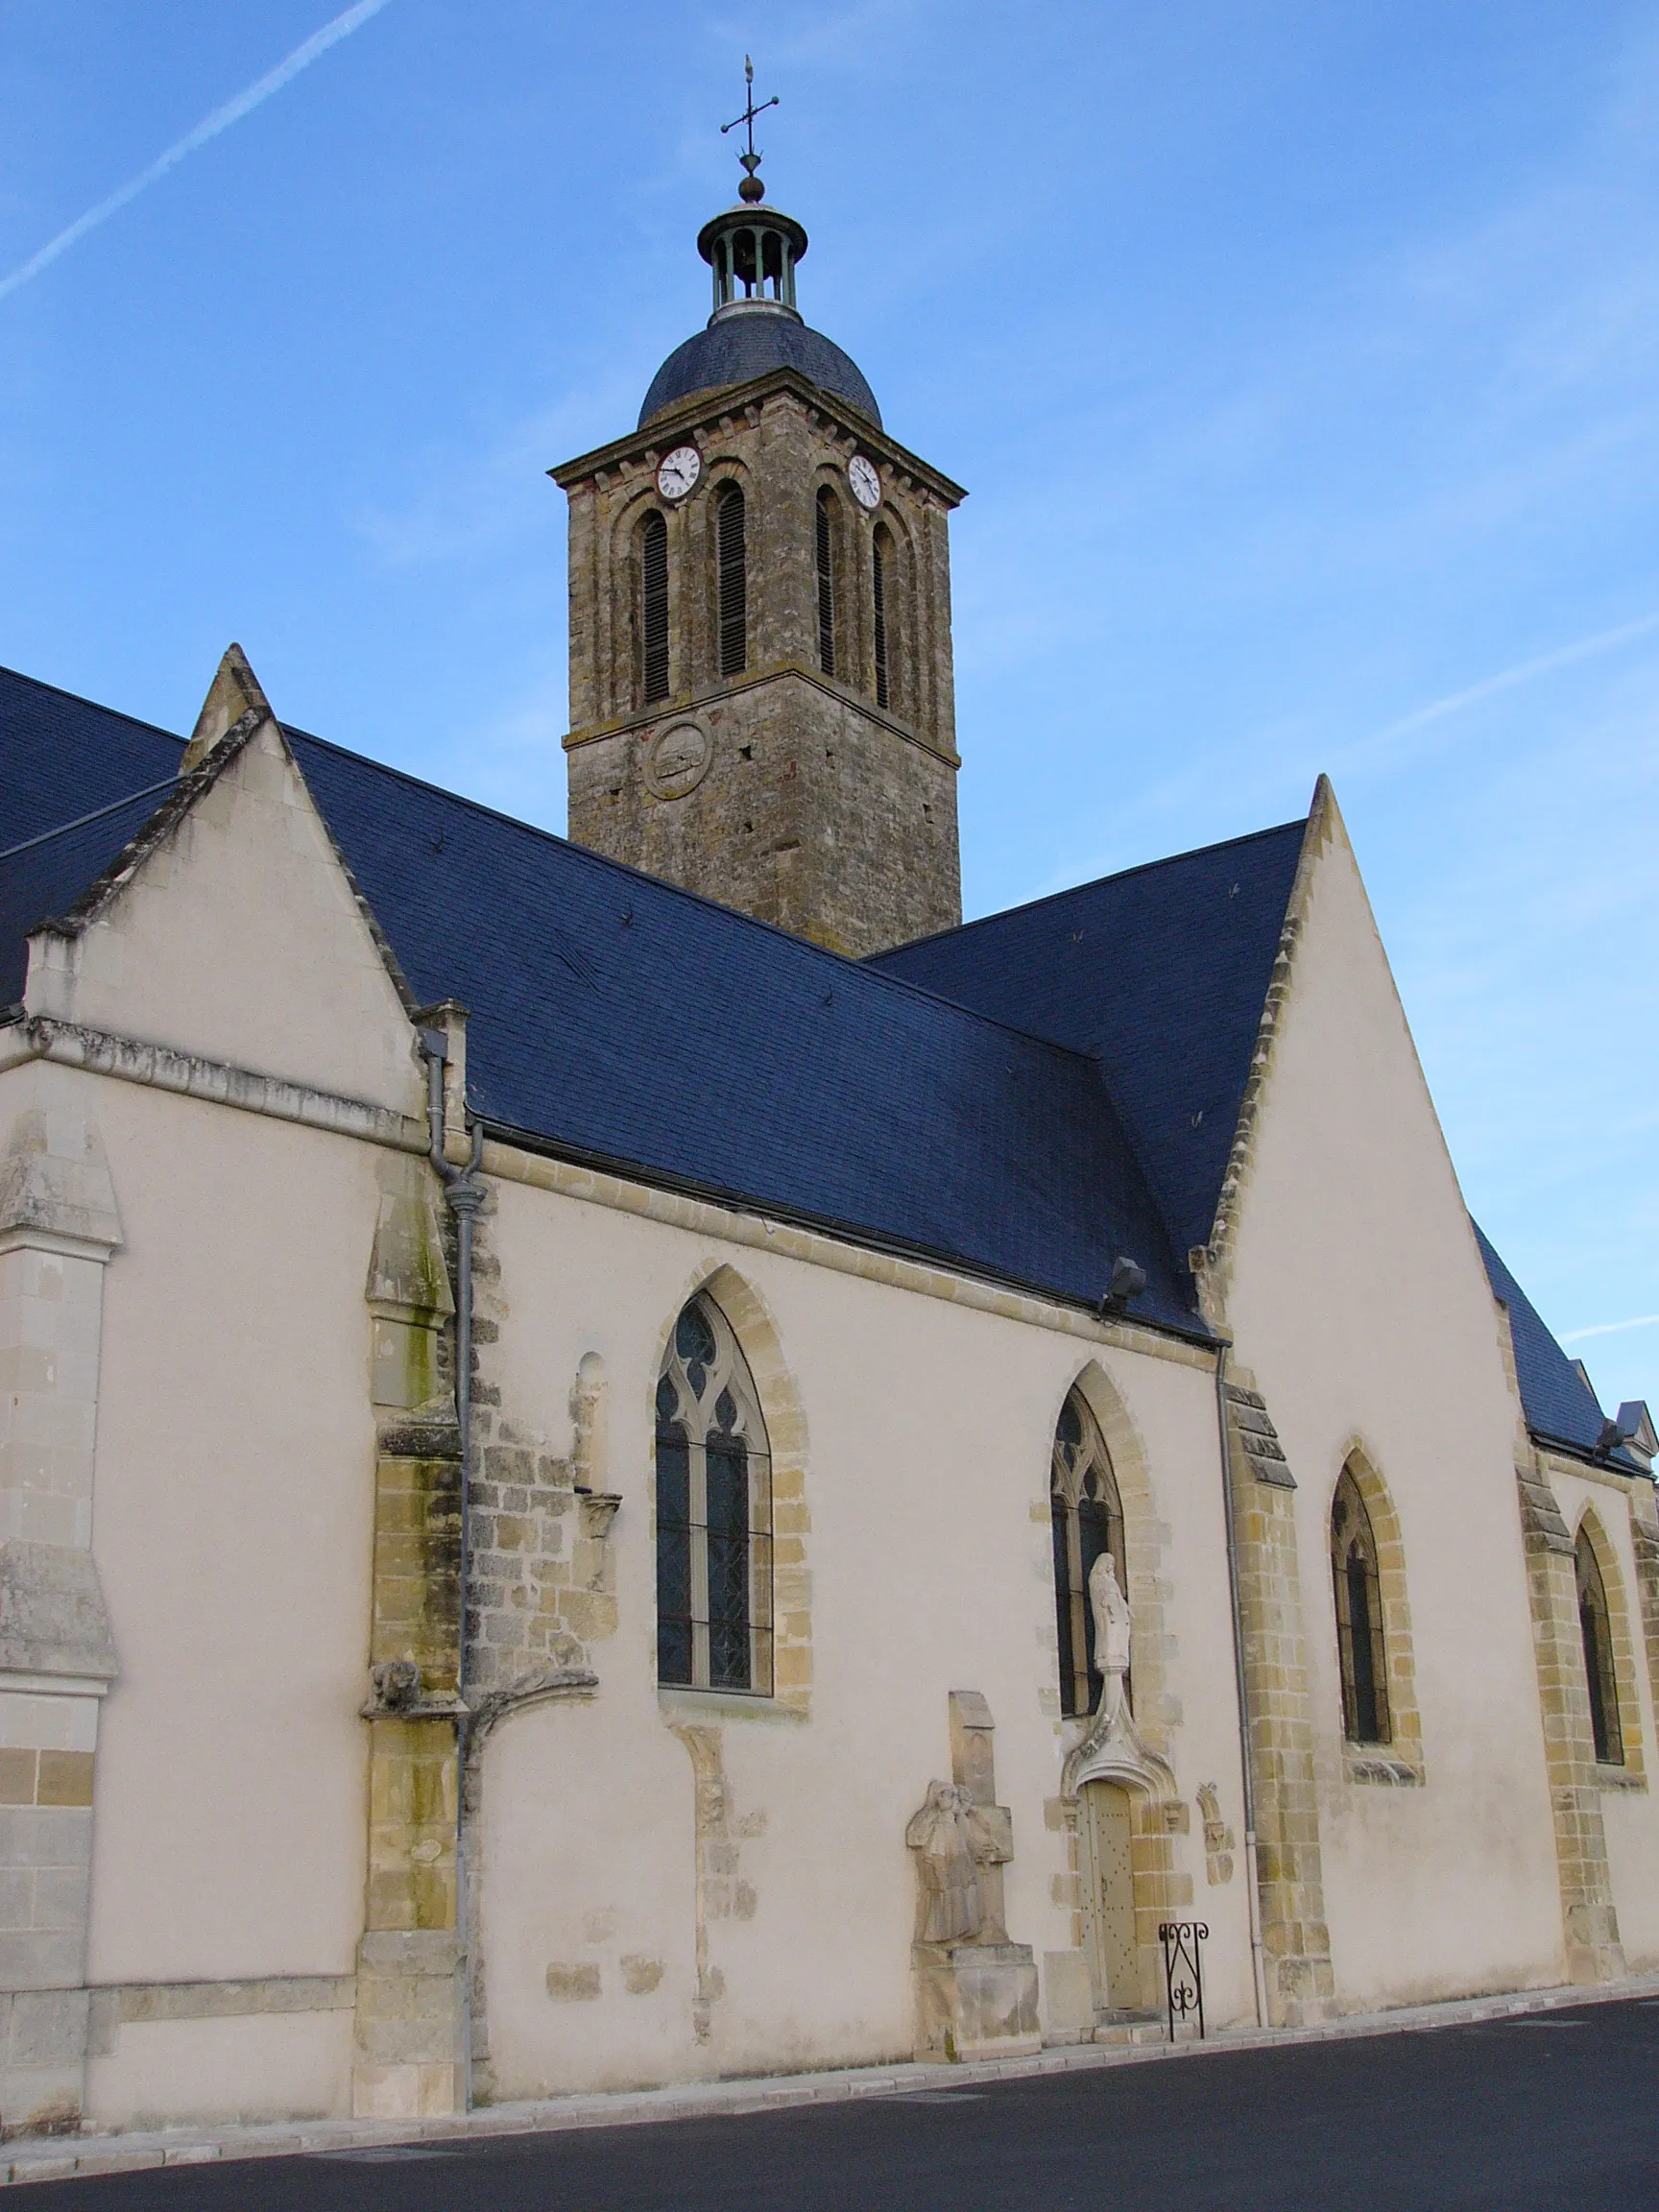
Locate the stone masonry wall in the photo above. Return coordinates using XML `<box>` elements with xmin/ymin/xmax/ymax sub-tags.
<box><xmin>558</xmin><ymin>376</ymin><xmax>963</xmax><ymax>956</ymax></box>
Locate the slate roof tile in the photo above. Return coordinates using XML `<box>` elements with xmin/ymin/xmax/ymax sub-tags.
<box><xmin>869</xmin><ymin>820</ymin><xmax>1308</xmax><ymax>1262</ymax></box>
<box><xmin>1474</xmin><ymin>1222</ymin><xmax>1630</xmax><ymax>1467</ymax></box>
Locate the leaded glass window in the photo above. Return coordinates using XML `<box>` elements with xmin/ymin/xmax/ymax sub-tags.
<box><xmin>1332</xmin><ymin>1468</ymin><xmax>1389</xmax><ymax>1744</ymax></box>
<box><xmin>1576</xmin><ymin>1526</ymin><xmax>1623</xmax><ymax>1767</ymax></box>
<box><xmin>656</xmin><ymin>1293</ymin><xmax>772</xmax><ymax>1694</ymax></box>
<box><xmin>1051</xmin><ymin>1388</ymin><xmax>1125</xmax><ymax>1719</ymax></box>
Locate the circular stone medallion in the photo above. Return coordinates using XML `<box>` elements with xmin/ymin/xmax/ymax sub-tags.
<box><xmin>643</xmin><ymin>720</ymin><xmax>713</xmax><ymax>802</ymax></box>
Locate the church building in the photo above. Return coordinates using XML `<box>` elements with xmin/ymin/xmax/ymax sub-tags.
<box><xmin>0</xmin><ymin>120</ymin><xmax>1653</xmax><ymax>2142</ymax></box>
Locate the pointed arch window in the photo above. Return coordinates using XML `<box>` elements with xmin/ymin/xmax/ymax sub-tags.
<box><xmin>1050</xmin><ymin>1388</ymin><xmax>1125</xmax><ymax>1719</ymax></box>
<box><xmin>872</xmin><ymin>523</ymin><xmax>893</xmax><ymax>710</ymax></box>
<box><xmin>1332</xmin><ymin>1468</ymin><xmax>1390</xmax><ymax>1744</ymax></box>
<box><xmin>815</xmin><ymin>488</ymin><xmax>837</xmax><ymax>677</ymax></box>
<box><xmin>640</xmin><ymin>510</ymin><xmax>669</xmax><ymax>706</ymax></box>
<box><xmin>716</xmin><ymin>485</ymin><xmax>747</xmax><ymax>677</ymax></box>
<box><xmin>1576</xmin><ymin>1527</ymin><xmax>1623</xmax><ymax>1767</ymax></box>
<box><xmin>656</xmin><ymin>1293</ymin><xmax>773</xmax><ymax>1694</ymax></box>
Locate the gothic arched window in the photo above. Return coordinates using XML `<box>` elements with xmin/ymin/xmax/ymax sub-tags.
<box><xmin>656</xmin><ymin>1292</ymin><xmax>773</xmax><ymax>1694</ymax></box>
<box><xmin>1576</xmin><ymin>1526</ymin><xmax>1623</xmax><ymax>1767</ymax></box>
<box><xmin>1050</xmin><ymin>1388</ymin><xmax>1125</xmax><ymax>1719</ymax></box>
<box><xmin>639</xmin><ymin>510</ymin><xmax>669</xmax><ymax>707</ymax></box>
<box><xmin>716</xmin><ymin>485</ymin><xmax>747</xmax><ymax>678</ymax></box>
<box><xmin>872</xmin><ymin>522</ymin><xmax>893</xmax><ymax>710</ymax></box>
<box><xmin>1332</xmin><ymin>1468</ymin><xmax>1390</xmax><ymax>1744</ymax></box>
<box><xmin>815</xmin><ymin>488</ymin><xmax>837</xmax><ymax>678</ymax></box>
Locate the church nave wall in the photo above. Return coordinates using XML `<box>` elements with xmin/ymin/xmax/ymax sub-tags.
<box><xmin>467</xmin><ymin>1168</ymin><xmax>1253</xmax><ymax>2094</ymax></box>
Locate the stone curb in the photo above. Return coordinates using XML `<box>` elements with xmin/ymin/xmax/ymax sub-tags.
<box><xmin>7</xmin><ymin>1970</ymin><xmax>1659</xmax><ymax>2187</ymax></box>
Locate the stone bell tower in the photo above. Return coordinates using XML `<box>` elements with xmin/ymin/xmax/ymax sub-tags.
<box><xmin>551</xmin><ymin>74</ymin><xmax>966</xmax><ymax>957</ymax></box>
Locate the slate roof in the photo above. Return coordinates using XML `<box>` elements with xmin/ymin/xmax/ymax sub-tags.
<box><xmin>1473</xmin><ymin>1223</ymin><xmax>1628</xmax><ymax>1466</ymax></box>
<box><xmin>639</xmin><ymin>313</ymin><xmax>880</xmax><ymax>429</ymax></box>
<box><xmin>3</xmin><ymin>662</ymin><xmax>1634</xmax><ymax>1441</ymax></box>
<box><xmin>0</xmin><ymin>665</ymin><xmax>1192</xmax><ymax>1334</ymax></box>
<box><xmin>869</xmin><ymin>823</ymin><xmax>1309</xmax><ymax>1265</ymax></box>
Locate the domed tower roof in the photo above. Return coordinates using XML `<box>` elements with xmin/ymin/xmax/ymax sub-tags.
<box><xmin>639</xmin><ymin>304</ymin><xmax>880</xmax><ymax>430</ymax></box>
<box><xmin>637</xmin><ymin>66</ymin><xmax>879</xmax><ymax>429</ymax></box>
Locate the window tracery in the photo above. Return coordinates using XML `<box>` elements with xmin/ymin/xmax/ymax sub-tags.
<box><xmin>1332</xmin><ymin>1467</ymin><xmax>1389</xmax><ymax>1744</ymax></box>
<box><xmin>656</xmin><ymin>1292</ymin><xmax>772</xmax><ymax>1694</ymax></box>
<box><xmin>1050</xmin><ymin>1388</ymin><xmax>1125</xmax><ymax>1719</ymax></box>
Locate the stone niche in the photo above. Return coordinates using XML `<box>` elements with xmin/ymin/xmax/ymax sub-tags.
<box><xmin>905</xmin><ymin>1692</ymin><xmax>1040</xmax><ymax>2063</ymax></box>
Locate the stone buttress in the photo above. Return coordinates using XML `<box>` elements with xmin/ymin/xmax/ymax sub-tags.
<box><xmin>0</xmin><ymin>1098</ymin><xmax>120</xmax><ymax>2135</ymax></box>
<box><xmin>353</xmin><ymin>1153</ymin><xmax>468</xmax><ymax>2119</ymax></box>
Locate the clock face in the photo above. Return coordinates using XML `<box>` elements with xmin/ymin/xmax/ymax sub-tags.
<box><xmin>656</xmin><ymin>445</ymin><xmax>702</xmax><ymax>500</ymax></box>
<box><xmin>849</xmin><ymin>454</ymin><xmax>881</xmax><ymax>510</ymax></box>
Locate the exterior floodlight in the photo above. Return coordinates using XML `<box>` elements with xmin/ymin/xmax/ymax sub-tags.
<box><xmin>1100</xmin><ymin>1257</ymin><xmax>1147</xmax><ymax>1318</ymax></box>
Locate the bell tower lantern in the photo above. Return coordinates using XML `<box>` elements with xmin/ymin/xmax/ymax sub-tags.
<box><xmin>550</xmin><ymin>66</ymin><xmax>966</xmax><ymax>957</ymax></box>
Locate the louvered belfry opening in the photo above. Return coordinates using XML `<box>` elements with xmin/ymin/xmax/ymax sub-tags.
<box><xmin>640</xmin><ymin>511</ymin><xmax>669</xmax><ymax>705</ymax></box>
<box><xmin>716</xmin><ymin>485</ymin><xmax>747</xmax><ymax>677</ymax></box>
<box><xmin>815</xmin><ymin>490</ymin><xmax>836</xmax><ymax>677</ymax></box>
<box><xmin>872</xmin><ymin>525</ymin><xmax>891</xmax><ymax>710</ymax></box>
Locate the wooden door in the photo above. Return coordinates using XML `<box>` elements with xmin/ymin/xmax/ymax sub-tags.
<box><xmin>1083</xmin><ymin>1782</ymin><xmax>1139</xmax><ymax>2011</ymax></box>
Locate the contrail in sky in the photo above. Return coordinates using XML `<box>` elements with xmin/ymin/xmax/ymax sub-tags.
<box><xmin>1348</xmin><ymin>608</ymin><xmax>1659</xmax><ymax>763</ymax></box>
<box><xmin>0</xmin><ymin>0</ymin><xmax>396</xmax><ymax>303</ymax></box>
<box><xmin>1563</xmin><ymin>1314</ymin><xmax>1659</xmax><ymax>1344</ymax></box>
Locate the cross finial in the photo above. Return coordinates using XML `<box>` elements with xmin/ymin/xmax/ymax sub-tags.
<box><xmin>721</xmin><ymin>55</ymin><xmax>779</xmax><ymax>203</ymax></box>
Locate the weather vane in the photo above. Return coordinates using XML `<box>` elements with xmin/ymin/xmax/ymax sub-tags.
<box><xmin>721</xmin><ymin>56</ymin><xmax>778</xmax><ymax>203</ymax></box>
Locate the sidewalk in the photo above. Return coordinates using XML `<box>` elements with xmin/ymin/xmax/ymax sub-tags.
<box><xmin>9</xmin><ymin>1970</ymin><xmax>1659</xmax><ymax>2189</ymax></box>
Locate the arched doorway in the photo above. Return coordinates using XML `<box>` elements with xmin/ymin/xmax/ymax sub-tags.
<box><xmin>1081</xmin><ymin>1781</ymin><xmax>1141</xmax><ymax>2013</ymax></box>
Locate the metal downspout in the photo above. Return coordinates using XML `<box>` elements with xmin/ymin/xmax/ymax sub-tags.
<box><xmin>423</xmin><ymin>1036</ymin><xmax>484</xmax><ymax>2107</ymax></box>
<box><xmin>1216</xmin><ymin>1339</ymin><xmax>1270</xmax><ymax>2029</ymax></box>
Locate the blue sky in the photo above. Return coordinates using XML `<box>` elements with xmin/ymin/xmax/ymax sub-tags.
<box><xmin>2</xmin><ymin>1</ymin><xmax>1654</xmax><ymax>1407</ymax></box>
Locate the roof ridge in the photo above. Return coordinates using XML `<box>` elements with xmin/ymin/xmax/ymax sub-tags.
<box><xmin>879</xmin><ymin>814</ymin><xmax>1312</xmax><ymax>959</ymax></box>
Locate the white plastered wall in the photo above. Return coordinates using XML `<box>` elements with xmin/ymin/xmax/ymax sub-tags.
<box><xmin>1</xmin><ymin>719</ymin><xmax>430</xmax><ymax>2127</ymax></box>
<box><xmin>474</xmin><ymin>1179</ymin><xmax>1256</xmax><ymax>2100</ymax></box>
<box><xmin>25</xmin><ymin>719</ymin><xmax>419</xmax><ymax>1116</ymax></box>
<box><xmin>1223</xmin><ymin>805</ymin><xmax>1565</xmax><ymax>2008</ymax></box>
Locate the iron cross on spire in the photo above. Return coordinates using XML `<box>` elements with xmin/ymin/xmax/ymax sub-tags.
<box><xmin>721</xmin><ymin>56</ymin><xmax>779</xmax><ymax>202</ymax></box>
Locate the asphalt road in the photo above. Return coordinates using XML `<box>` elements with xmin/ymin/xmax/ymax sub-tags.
<box><xmin>15</xmin><ymin>1999</ymin><xmax>1659</xmax><ymax>2211</ymax></box>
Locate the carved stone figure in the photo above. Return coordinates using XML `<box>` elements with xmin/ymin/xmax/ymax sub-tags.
<box><xmin>904</xmin><ymin>1781</ymin><xmax>998</xmax><ymax>1945</ymax></box>
<box><xmin>1089</xmin><ymin>1551</ymin><xmax>1132</xmax><ymax>1721</ymax></box>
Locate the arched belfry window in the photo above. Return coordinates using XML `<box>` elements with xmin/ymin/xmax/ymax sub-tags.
<box><xmin>815</xmin><ymin>488</ymin><xmax>837</xmax><ymax>678</ymax></box>
<box><xmin>716</xmin><ymin>485</ymin><xmax>747</xmax><ymax>678</ymax></box>
<box><xmin>639</xmin><ymin>510</ymin><xmax>669</xmax><ymax>707</ymax></box>
<box><xmin>1050</xmin><ymin>1388</ymin><xmax>1125</xmax><ymax>1719</ymax></box>
<box><xmin>656</xmin><ymin>1293</ymin><xmax>773</xmax><ymax>1694</ymax></box>
<box><xmin>871</xmin><ymin>523</ymin><xmax>893</xmax><ymax>710</ymax></box>
<box><xmin>1576</xmin><ymin>1526</ymin><xmax>1623</xmax><ymax>1767</ymax></box>
<box><xmin>1332</xmin><ymin>1468</ymin><xmax>1390</xmax><ymax>1744</ymax></box>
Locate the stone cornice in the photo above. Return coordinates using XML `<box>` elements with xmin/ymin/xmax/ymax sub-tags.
<box><xmin>549</xmin><ymin>368</ymin><xmax>968</xmax><ymax>508</ymax></box>
<box><xmin>0</xmin><ymin>1016</ymin><xmax>1213</xmax><ymax>1367</ymax></box>
<box><xmin>562</xmin><ymin>661</ymin><xmax>960</xmax><ymax>767</ymax></box>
